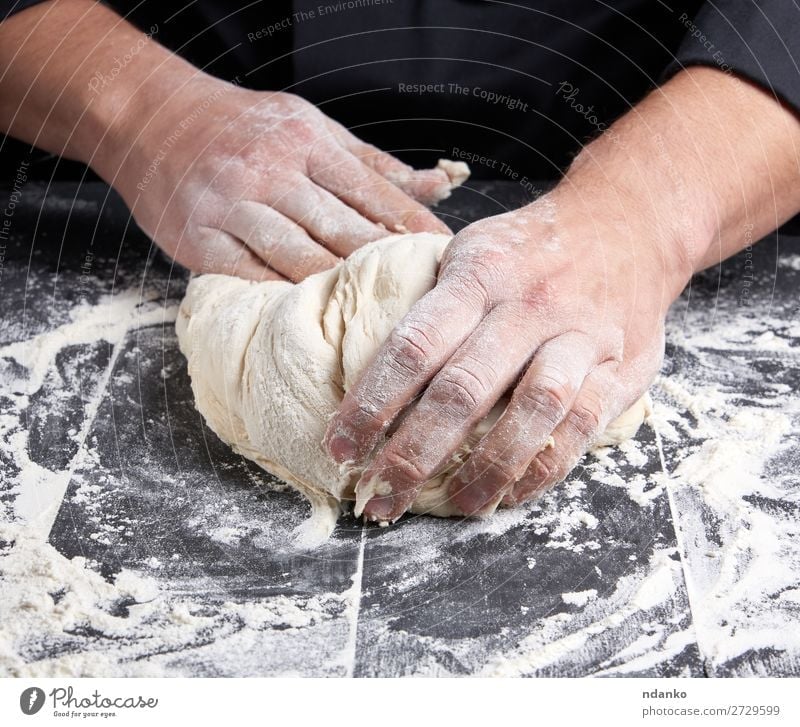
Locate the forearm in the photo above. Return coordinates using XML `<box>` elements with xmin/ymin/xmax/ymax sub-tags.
<box><xmin>563</xmin><ymin>66</ymin><xmax>800</xmax><ymax>281</ymax></box>
<box><xmin>0</xmin><ymin>0</ymin><xmax>204</xmax><ymax>181</ymax></box>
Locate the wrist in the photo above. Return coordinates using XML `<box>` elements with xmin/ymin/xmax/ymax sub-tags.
<box><xmin>561</xmin><ymin>129</ymin><xmax>715</xmax><ymax>301</ymax></box>
<box><xmin>87</xmin><ymin>51</ymin><xmax>209</xmax><ymax>191</ymax></box>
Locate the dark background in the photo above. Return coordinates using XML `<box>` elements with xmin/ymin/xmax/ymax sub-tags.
<box><xmin>0</xmin><ymin>0</ymin><xmax>704</xmax><ymax>183</ymax></box>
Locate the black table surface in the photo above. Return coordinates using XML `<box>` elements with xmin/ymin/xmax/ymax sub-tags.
<box><xmin>1</xmin><ymin>180</ymin><xmax>798</xmax><ymax>677</ymax></box>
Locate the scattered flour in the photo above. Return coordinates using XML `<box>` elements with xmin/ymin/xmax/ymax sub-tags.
<box><xmin>777</xmin><ymin>253</ymin><xmax>800</xmax><ymax>271</ymax></box>
<box><xmin>1</xmin><ymin>288</ymin><xmax>178</xmax><ymax>394</ymax></box>
<box><xmin>0</xmin><ymin>520</ymin><xmax>356</xmax><ymax>676</ymax></box>
<box><xmin>2</xmin><ymin>289</ymin><xmax>179</xmax><ymax>535</ymax></box>
<box><xmin>482</xmin><ymin>549</ymin><xmax>684</xmax><ymax>676</ymax></box>
<box><xmin>561</xmin><ymin>589</ymin><xmax>597</xmax><ymax>607</ymax></box>
<box><xmin>2</xmin><ymin>240</ymin><xmax>798</xmax><ymax>677</ymax></box>
<box><xmin>0</xmin><ymin>285</ymin><xmax>361</xmax><ymax>676</ymax></box>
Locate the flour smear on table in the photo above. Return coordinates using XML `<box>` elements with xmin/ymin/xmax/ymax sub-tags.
<box><xmin>1</xmin><ymin>257</ymin><xmax>798</xmax><ymax>676</ymax></box>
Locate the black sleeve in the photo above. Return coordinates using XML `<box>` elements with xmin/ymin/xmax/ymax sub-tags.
<box><xmin>1</xmin><ymin>0</ymin><xmax>48</xmax><ymax>22</ymax></box>
<box><xmin>665</xmin><ymin>0</ymin><xmax>800</xmax><ymax>114</ymax></box>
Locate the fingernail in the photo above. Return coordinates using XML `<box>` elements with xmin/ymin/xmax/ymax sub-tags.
<box><xmin>328</xmin><ymin>434</ymin><xmax>358</xmax><ymax>463</ymax></box>
<box><xmin>364</xmin><ymin>494</ymin><xmax>395</xmax><ymax>523</ymax></box>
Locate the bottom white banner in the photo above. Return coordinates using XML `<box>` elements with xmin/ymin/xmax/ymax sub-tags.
<box><xmin>0</xmin><ymin>677</ymin><xmax>796</xmax><ymax>726</ymax></box>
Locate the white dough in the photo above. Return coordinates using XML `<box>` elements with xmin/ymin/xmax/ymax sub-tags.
<box><xmin>176</xmin><ymin>233</ymin><xmax>649</xmax><ymax>544</ymax></box>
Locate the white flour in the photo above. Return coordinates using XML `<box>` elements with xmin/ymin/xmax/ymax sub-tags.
<box><xmin>2</xmin><ymin>251</ymin><xmax>799</xmax><ymax>676</ymax></box>
<box><xmin>481</xmin><ymin>548</ymin><xmax>687</xmax><ymax>676</ymax></box>
<box><xmin>647</xmin><ymin>376</ymin><xmax>800</xmax><ymax>674</ymax></box>
<box><xmin>1</xmin><ymin>289</ymin><xmax>179</xmax><ymax>535</ymax></box>
<box><xmin>0</xmin><ymin>521</ymin><xmax>357</xmax><ymax>676</ymax></box>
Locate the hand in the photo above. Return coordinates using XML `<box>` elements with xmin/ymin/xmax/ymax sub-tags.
<box><xmin>0</xmin><ymin>2</ymin><xmax>463</xmax><ymax>282</ymax></box>
<box><xmin>324</xmin><ymin>186</ymin><xmax>690</xmax><ymax>522</ymax></box>
<box><xmin>112</xmin><ymin>79</ymin><xmax>460</xmax><ymax>280</ymax></box>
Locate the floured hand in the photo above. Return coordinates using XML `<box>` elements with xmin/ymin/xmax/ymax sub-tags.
<box><xmin>325</xmin><ymin>186</ymin><xmax>689</xmax><ymax>522</ymax></box>
<box><xmin>112</xmin><ymin>78</ymin><xmax>465</xmax><ymax>281</ymax></box>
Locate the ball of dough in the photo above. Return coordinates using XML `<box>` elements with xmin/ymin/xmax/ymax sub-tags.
<box><xmin>176</xmin><ymin>233</ymin><xmax>648</xmax><ymax>544</ymax></box>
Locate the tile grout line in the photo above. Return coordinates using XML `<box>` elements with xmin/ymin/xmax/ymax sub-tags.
<box><xmin>38</xmin><ymin>333</ymin><xmax>129</xmax><ymax>541</ymax></box>
<box><xmin>15</xmin><ymin>308</ymin><xmax>156</xmax><ymax>540</ymax></box>
<box><xmin>14</xmin><ymin>293</ymin><xmax>179</xmax><ymax>540</ymax></box>
<box><xmin>343</xmin><ymin>525</ymin><xmax>367</xmax><ymax>678</ymax></box>
<box><xmin>651</xmin><ymin>411</ymin><xmax>711</xmax><ymax>676</ymax></box>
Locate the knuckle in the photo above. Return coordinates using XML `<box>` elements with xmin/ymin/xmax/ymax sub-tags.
<box><xmin>432</xmin><ymin>377</ymin><xmax>478</xmax><ymax>412</ymax></box>
<box><xmin>564</xmin><ymin>402</ymin><xmax>602</xmax><ymax>440</ymax></box>
<box><xmin>381</xmin><ymin>447</ymin><xmax>428</xmax><ymax>484</ymax></box>
<box><xmin>537</xmin><ymin>370</ymin><xmax>574</xmax><ymax>408</ymax></box>
<box><xmin>510</xmin><ymin>460</ymin><xmax>556</xmax><ymax>504</ymax></box>
<box><xmin>339</xmin><ymin>392</ymin><xmax>388</xmax><ymax>436</ymax></box>
<box><xmin>430</xmin><ymin>363</ymin><xmax>490</xmax><ymax>413</ymax></box>
<box><xmin>465</xmin><ymin>257</ymin><xmax>506</xmax><ymax>294</ymax></box>
<box><xmin>385</xmin><ymin>322</ymin><xmax>440</xmax><ymax>375</ymax></box>
<box><xmin>306</xmin><ymin>139</ymin><xmax>340</xmax><ymax>171</ymax></box>
<box><xmin>441</xmin><ymin>273</ymin><xmax>492</xmax><ymax>315</ymax></box>
<box><xmin>515</xmin><ymin>382</ymin><xmax>569</xmax><ymax>429</ymax></box>
<box><xmin>358</xmin><ymin>142</ymin><xmax>387</xmax><ymax>164</ymax></box>
<box><xmin>351</xmin><ymin>398</ymin><xmax>387</xmax><ymax>430</ymax></box>
<box><xmin>529</xmin><ymin>454</ymin><xmax>556</xmax><ymax>485</ymax></box>
<box><xmin>481</xmin><ymin>457</ymin><xmax>523</xmax><ymax>486</ymax></box>
<box><xmin>513</xmin><ymin>479</ymin><xmax>550</xmax><ymax>506</ymax></box>
<box><xmin>278</xmin><ymin>92</ymin><xmax>308</xmax><ymax>110</ymax></box>
<box><xmin>440</xmin><ymin>248</ymin><xmax>505</xmax><ymax>298</ymax></box>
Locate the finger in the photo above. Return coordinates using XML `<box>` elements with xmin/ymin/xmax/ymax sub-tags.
<box><xmin>324</xmin><ymin>277</ymin><xmax>489</xmax><ymax>464</ymax></box>
<box><xmin>328</xmin><ymin>120</ymin><xmax>468</xmax><ymax>205</ymax></box>
<box><xmin>504</xmin><ymin>363</ymin><xmax>623</xmax><ymax>506</ymax></box>
<box><xmin>448</xmin><ymin>332</ymin><xmax>599</xmax><ymax>516</ymax></box>
<box><xmin>308</xmin><ymin>143</ymin><xmax>451</xmax><ymax>234</ymax></box>
<box><xmin>266</xmin><ymin>177</ymin><xmax>390</xmax><ymax>256</ymax></box>
<box><xmin>355</xmin><ymin>307</ymin><xmax>550</xmax><ymax>523</ymax></box>
<box><xmin>222</xmin><ymin>200</ymin><xmax>337</xmax><ymax>282</ymax></box>
<box><xmin>183</xmin><ymin>227</ymin><xmax>286</xmax><ymax>281</ymax></box>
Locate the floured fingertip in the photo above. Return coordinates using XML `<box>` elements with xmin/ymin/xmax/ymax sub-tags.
<box><xmin>436</xmin><ymin>158</ymin><xmax>471</xmax><ymax>187</ymax></box>
<box><xmin>353</xmin><ymin>473</ymin><xmax>392</xmax><ymax>517</ymax></box>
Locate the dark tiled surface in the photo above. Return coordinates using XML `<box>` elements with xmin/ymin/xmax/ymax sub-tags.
<box><xmin>2</xmin><ymin>180</ymin><xmax>798</xmax><ymax>676</ymax></box>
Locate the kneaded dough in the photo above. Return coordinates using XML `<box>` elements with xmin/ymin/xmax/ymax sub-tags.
<box><xmin>176</xmin><ymin>233</ymin><xmax>649</xmax><ymax>543</ymax></box>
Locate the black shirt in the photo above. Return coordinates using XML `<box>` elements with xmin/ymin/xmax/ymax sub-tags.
<box><xmin>2</xmin><ymin>0</ymin><xmax>798</xmax><ymax>180</ymax></box>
